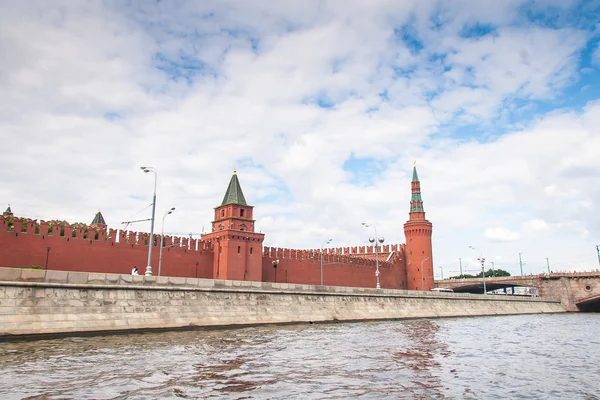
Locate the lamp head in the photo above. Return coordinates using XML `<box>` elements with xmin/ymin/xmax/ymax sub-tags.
<box><xmin>170</xmin><ymin>207</ymin><xmax>176</xmax><ymax>211</ymax></box>
<box><xmin>369</xmin><ymin>237</ymin><xmax>375</xmax><ymax>243</ymax></box>
<box><xmin>378</xmin><ymin>237</ymin><xmax>385</xmax><ymax>244</ymax></box>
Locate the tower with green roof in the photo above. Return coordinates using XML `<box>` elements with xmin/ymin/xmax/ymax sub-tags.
<box><xmin>90</xmin><ymin>211</ymin><xmax>107</xmax><ymax>229</ymax></box>
<box><xmin>201</xmin><ymin>170</ymin><xmax>265</xmax><ymax>281</ymax></box>
<box><xmin>403</xmin><ymin>164</ymin><xmax>434</xmax><ymax>291</ymax></box>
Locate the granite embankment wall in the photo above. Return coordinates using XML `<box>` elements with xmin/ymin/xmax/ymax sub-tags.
<box><xmin>0</xmin><ymin>267</ymin><xmax>565</xmax><ymax>339</ymax></box>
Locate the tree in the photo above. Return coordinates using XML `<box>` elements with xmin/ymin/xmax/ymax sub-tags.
<box><xmin>460</xmin><ymin>268</ymin><xmax>511</xmax><ymax>279</ymax></box>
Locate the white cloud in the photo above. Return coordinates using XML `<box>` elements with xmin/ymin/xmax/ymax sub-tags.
<box><xmin>484</xmin><ymin>227</ymin><xmax>520</xmax><ymax>242</ymax></box>
<box><xmin>0</xmin><ymin>0</ymin><xmax>599</xmax><ymax>278</ymax></box>
<box><xmin>523</xmin><ymin>219</ymin><xmax>550</xmax><ymax>232</ymax></box>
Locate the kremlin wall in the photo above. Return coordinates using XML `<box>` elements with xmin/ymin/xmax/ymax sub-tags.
<box><xmin>0</xmin><ymin>167</ymin><xmax>434</xmax><ymax>291</ymax></box>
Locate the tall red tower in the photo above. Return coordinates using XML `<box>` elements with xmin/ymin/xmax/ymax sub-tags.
<box><xmin>201</xmin><ymin>171</ymin><xmax>264</xmax><ymax>281</ymax></box>
<box><xmin>403</xmin><ymin>165</ymin><xmax>434</xmax><ymax>291</ymax></box>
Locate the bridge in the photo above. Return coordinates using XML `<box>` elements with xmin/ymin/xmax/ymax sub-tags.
<box><xmin>435</xmin><ymin>271</ymin><xmax>600</xmax><ymax>312</ymax></box>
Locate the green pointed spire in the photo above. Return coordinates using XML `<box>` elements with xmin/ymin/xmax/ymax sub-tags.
<box><xmin>410</xmin><ymin>164</ymin><xmax>424</xmax><ymax>213</ymax></box>
<box><xmin>91</xmin><ymin>211</ymin><xmax>106</xmax><ymax>225</ymax></box>
<box><xmin>5</xmin><ymin>204</ymin><xmax>11</xmax><ymax>214</ymax></box>
<box><xmin>221</xmin><ymin>171</ymin><xmax>247</xmax><ymax>206</ymax></box>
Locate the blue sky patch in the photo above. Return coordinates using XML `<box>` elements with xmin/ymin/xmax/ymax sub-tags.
<box><xmin>459</xmin><ymin>23</ymin><xmax>496</xmax><ymax>39</ymax></box>
<box><xmin>343</xmin><ymin>155</ymin><xmax>387</xmax><ymax>185</ymax></box>
<box><xmin>396</xmin><ymin>25</ymin><xmax>424</xmax><ymax>55</ymax></box>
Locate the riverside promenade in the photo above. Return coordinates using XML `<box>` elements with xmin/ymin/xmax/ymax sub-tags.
<box><xmin>0</xmin><ymin>267</ymin><xmax>565</xmax><ymax>339</ymax></box>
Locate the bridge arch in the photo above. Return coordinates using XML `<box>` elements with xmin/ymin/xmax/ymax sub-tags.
<box><xmin>576</xmin><ymin>294</ymin><xmax>600</xmax><ymax>312</ymax></box>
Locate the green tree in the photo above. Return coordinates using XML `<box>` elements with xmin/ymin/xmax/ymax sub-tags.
<box><xmin>461</xmin><ymin>268</ymin><xmax>511</xmax><ymax>278</ymax></box>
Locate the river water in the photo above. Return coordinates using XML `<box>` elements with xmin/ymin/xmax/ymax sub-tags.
<box><xmin>0</xmin><ymin>314</ymin><xmax>598</xmax><ymax>399</ymax></box>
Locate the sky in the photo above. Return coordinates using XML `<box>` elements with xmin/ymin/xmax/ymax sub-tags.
<box><xmin>1</xmin><ymin>0</ymin><xmax>600</xmax><ymax>278</ymax></box>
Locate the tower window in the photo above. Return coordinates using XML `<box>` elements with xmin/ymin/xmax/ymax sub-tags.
<box><xmin>250</xmin><ymin>247</ymin><xmax>253</xmax><ymax>255</ymax></box>
<box><xmin>238</xmin><ymin>246</ymin><xmax>241</xmax><ymax>254</ymax></box>
<box><xmin>240</xmin><ymin>209</ymin><xmax>244</xmax><ymax>217</ymax></box>
<box><xmin>221</xmin><ymin>210</ymin><xmax>224</xmax><ymax>217</ymax></box>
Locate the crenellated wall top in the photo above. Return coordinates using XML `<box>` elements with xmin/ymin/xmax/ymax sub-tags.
<box><xmin>262</xmin><ymin>244</ymin><xmax>405</xmax><ymax>268</ymax></box>
<box><xmin>0</xmin><ymin>214</ymin><xmax>212</xmax><ymax>252</ymax></box>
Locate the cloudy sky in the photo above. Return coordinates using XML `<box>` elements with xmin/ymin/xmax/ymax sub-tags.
<box><xmin>1</xmin><ymin>0</ymin><xmax>599</xmax><ymax>277</ymax></box>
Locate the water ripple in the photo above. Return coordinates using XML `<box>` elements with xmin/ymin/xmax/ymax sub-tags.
<box><xmin>0</xmin><ymin>314</ymin><xmax>599</xmax><ymax>399</ymax></box>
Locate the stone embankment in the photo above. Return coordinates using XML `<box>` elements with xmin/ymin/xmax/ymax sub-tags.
<box><xmin>0</xmin><ymin>267</ymin><xmax>565</xmax><ymax>339</ymax></box>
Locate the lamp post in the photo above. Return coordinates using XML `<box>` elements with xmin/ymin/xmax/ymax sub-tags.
<box><xmin>439</xmin><ymin>266</ymin><xmax>443</xmax><ymax>280</ymax></box>
<box><xmin>459</xmin><ymin>257</ymin><xmax>464</xmax><ymax>279</ymax></box>
<box><xmin>490</xmin><ymin>261</ymin><xmax>496</xmax><ymax>277</ymax></box>
<box><xmin>45</xmin><ymin>246</ymin><xmax>51</xmax><ymax>270</ymax></box>
<box><xmin>272</xmin><ymin>259</ymin><xmax>279</xmax><ymax>282</ymax></box>
<box><xmin>158</xmin><ymin>207</ymin><xmax>175</xmax><ymax>277</ymax></box>
<box><xmin>320</xmin><ymin>239</ymin><xmax>332</xmax><ymax>286</ymax></box>
<box><xmin>420</xmin><ymin>257</ymin><xmax>430</xmax><ymax>291</ymax></box>
<box><xmin>519</xmin><ymin>252</ymin><xmax>524</xmax><ymax>276</ymax></box>
<box><xmin>595</xmin><ymin>245</ymin><xmax>599</xmax><ymax>268</ymax></box>
<box><xmin>470</xmin><ymin>246</ymin><xmax>486</xmax><ymax>294</ymax></box>
<box><xmin>362</xmin><ymin>223</ymin><xmax>384</xmax><ymax>289</ymax></box>
<box><xmin>140</xmin><ymin>166</ymin><xmax>157</xmax><ymax>276</ymax></box>
<box><xmin>545</xmin><ymin>257</ymin><xmax>550</xmax><ymax>274</ymax></box>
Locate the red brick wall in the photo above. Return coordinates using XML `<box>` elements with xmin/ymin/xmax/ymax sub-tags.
<box><xmin>262</xmin><ymin>246</ymin><xmax>407</xmax><ymax>289</ymax></box>
<box><xmin>0</xmin><ymin>218</ymin><xmax>213</xmax><ymax>278</ymax></box>
<box><xmin>0</xmin><ymin>216</ymin><xmax>408</xmax><ymax>289</ymax></box>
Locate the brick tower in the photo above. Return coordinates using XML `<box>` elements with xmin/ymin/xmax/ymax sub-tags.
<box><xmin>201</xmin><ymin>171</ymin><xmax>264</xmax><ymax>281</ymax></box>
<box><xmin>403</xmin><ymin>165</ymin><xmax>434</xmax><ymax>291</ymax></box>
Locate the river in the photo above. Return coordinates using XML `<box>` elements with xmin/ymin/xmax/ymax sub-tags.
<box><xmin>0</xmin><ymin>314</ymin><xmax>598</xmax><ymax>399</ymax></box>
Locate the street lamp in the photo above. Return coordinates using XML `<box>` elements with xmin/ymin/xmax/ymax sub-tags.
<box><xmin>362</xmin><ymin>223</ymin><xmax>384</xmax><ymax>289</ymax></box>
<box><xmin>421</xmin><ymin>257</ymin><xmax>430</xmax><ymax>290</ymax></box>
<box><xmin>519</xmin><ymin>252</ymin><xmax>525</xmax><ymax>276</ymax></box>
<box><xmin>320</xmin><ymin>239</ymin><xmax>332</xmax><ymax>286</ymax></box>
<box><xmin>545</xmin><ymin>257</ymin><xmax>550</xmax><ymax>274</ymax></box>
<box><xmin>595</xmin><ymin>245</ymin><xmax>599</xmax><ymax>268</ymax></box>
<box><xmin>272</xmin><ymin>259</ymin><xmax>279</xmax><ymax>283</ymax></box>
<box><xmin>470</xmin><ymin>246</ymin><xmax>486</xmax><ymax>294</ymax></box>
<box><xmin>141</xmin><ymin>166</ymin><xmax>157</xmax><ymax>276</ymax></box>
<box><xmin>158</xmin><ymin>207</ymin><xmax>175</xmax><ymax>277</ymax></box>
<box><xmin>490</xmin><ymin>261</ymin><xmax>496</xmax><ymax>277</ymax></box>
<box><xmin>439</xmin><ymin>265</ymin><xmax>443</xmax><ymax>280</ymax></box>
<box><xmin>45</xmin><ymin>246</ymin><xmax>51</xmax><ymax>270</ymax></box>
